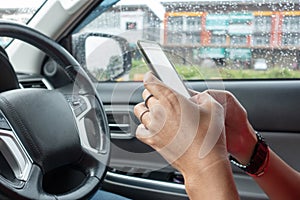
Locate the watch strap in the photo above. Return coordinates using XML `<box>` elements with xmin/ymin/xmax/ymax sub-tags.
<box><xmin>229</xmin><ymin>132</ymin><xmax>269</xmax><ymax>177</ymax></box>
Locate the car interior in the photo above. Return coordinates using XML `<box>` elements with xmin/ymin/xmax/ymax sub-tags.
<box><xmin>0</xmin><ymin>0</ymin><xmax>300</xmax><ymax>199</ymax></box>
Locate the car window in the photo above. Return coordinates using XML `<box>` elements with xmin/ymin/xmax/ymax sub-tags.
<box><xmin>0</xmin><ymin>0</ymin><xmax>46</xmax><ymax>47</ymax></box>
<box><xmin>73</xmin><ymin>0</ymin><xmax>300</xmax><ymax>81</ymax></box>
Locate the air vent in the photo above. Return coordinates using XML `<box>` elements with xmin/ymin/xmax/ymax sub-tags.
<box><xmin>105</xmin><ymin>109</ymin><xmax>135</xmax><ymax>139</ymax></box>
<box><xmin>19</xmin><ymin>79</ymin><xmax>52</xmax><ymax>90</ymax></box>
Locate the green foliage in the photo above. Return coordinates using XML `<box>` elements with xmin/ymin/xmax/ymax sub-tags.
<box><xmin>92</xmin><ymin>68</ymin><xmax>109</xmax><ymax>81</ymax></box>
<box><xmin>218</xmin><ymin>67</ymin><xmax>300</xmax><ymax>79</ymax></box>
<box><xmin>128</xmin><ymin>59</ymin><xmax>300</xmax><ymax>81</ymax></box>
<box><xmin>92</xmin><ymin>55</ymin><xmax>125</xmax><ymax>81</ymax></box>
<box><xmin>129</xmin><ymin>59</ymin><xmax>150</xmax><ymax>80</ymax></box>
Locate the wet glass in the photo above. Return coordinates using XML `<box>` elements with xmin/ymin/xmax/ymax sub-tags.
<box><xmin>0</xmin><ymin>0</ymin><xmax>46</xmax><ymax>47</ymax></box>
<box><xmin>74</xmin><ymin>0</ymin><xmax>300</xmax><ymax>81</ymax></box>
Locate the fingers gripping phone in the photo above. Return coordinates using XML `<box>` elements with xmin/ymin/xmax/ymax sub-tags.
<box><xmin>137</xmin><ymin>40</ymin><xmax>191</xmax><ymax>98</ymax></box>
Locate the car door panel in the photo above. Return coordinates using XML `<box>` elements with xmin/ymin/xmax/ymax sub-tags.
<box><xmin>97</xmin><ymin>80</ymin><xmax>300</xmax><ymax>200</ymax></box>
<box><xmin>62</xmin><ymin>0</ymin><xmax>300</xmax><ymax>198</ymax></box>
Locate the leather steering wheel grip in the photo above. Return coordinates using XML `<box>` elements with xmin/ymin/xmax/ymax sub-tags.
<box><xmin>0</xmin><ymin>46</ymin><xmax>19</xmax><ymax>93</ymax></box>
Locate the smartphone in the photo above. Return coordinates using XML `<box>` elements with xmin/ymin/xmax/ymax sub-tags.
<box><xmin>137</xmin><ymin>40</ymin><xmax>191</xmax><ymax>98</ymax></box>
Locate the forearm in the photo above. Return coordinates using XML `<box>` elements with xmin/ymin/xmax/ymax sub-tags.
<box><xmin>184</xmin><ymin>159</ymin><xmax>240</xmax><ymax>200</ymax></box>
<box><xmin>253</xmin><ymin>148</ymin><xmax>300</xmax><ymax>200</ymax></box>
<box><xmin>206</xmin><ymin>90</ymin><xmax>300</xmax><ymax>199</ymax></box>
<box><xmin>234</xmin><ymin>133</ymin><xmax>300</xmax><ymax>199</ymax></box>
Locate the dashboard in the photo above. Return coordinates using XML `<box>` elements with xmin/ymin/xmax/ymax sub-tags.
<box><xmin>17</xmin><ymin>73</ymin><xmax>53</xmax><ymax>90</ymax></box>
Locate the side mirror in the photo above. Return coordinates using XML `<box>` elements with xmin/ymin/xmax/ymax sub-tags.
<box><xmin>72</xmin><ymin>33</ymin><xmax>132</xmax><ymax>81</ymax></box>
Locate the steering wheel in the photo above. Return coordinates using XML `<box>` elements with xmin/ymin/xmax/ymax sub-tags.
<box><xmin>0</xmin><ymin>21</ymin><xmax>110</xmax><ymax>199</ymax></box>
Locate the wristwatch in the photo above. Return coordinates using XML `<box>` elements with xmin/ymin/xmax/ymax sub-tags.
<box><xmin>229</xmin><ymin>132</ymin><xmax>269</xmax><ymax>177</ymax></box>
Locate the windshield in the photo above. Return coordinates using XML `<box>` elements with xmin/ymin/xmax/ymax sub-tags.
<box><xmin>0</xmin><ymin>0</ymin><xmax>46</xmax><ymax>47</ymax></box>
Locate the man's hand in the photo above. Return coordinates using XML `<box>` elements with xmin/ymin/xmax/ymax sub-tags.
<box><xmin>134</xmin><ymin>72</ymin><xmax>228</xmax><ymax>175</ymax></box>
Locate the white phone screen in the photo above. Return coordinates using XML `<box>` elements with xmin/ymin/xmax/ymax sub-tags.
<box><xmin>138</xmin><ymin>41</ymin><xmax>191</xmax><ymax>98</ymax></box>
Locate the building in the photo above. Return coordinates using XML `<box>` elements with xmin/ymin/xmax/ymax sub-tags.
<box><xmin>161</xmin><ymin>0</ymin><xmax>300</xmax><ymax>68</ymax></box>
<box><xmin>84</xmin><ymin>0</ymin><xmax>300</xmax><ymax>68</ymax></box>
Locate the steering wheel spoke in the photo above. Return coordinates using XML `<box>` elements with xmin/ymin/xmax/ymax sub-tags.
<box><xmin>65</xmin><ymin>94</ymin><xmax>108</xmax><ymax>155</ymax></box>
<box><xmin>0</xmin><ymin>111</ymin><xmax>32</xmax><ymax>182</ymax></box>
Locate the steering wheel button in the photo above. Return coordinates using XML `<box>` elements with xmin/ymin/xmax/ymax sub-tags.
<box><xmin>81</xmin><ymin>103</ymin><xmax>87</xmax><ymax>111</ymax></box>
<box><xmin>72</xmin><ymin>101</ymin><xmax>81</xmax><ymax>107</ymax></box>
<box><xmin>74</xmin><ymin>107</ymin><xmax>83</xmax><ymax>117</ymax></box>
